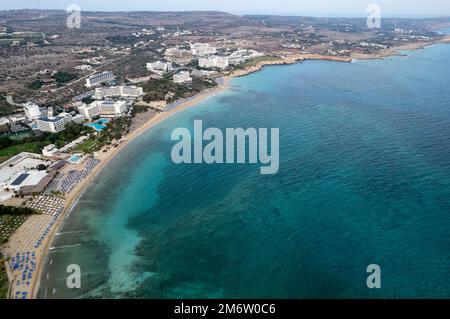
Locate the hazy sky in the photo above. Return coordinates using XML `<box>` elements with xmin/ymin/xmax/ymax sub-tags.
<box><xmin>1</xmin><ymin>0</ymin><xmax>450</xmax><ymax>17</ymax></box>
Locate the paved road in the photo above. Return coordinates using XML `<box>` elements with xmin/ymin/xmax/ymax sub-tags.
<box><xmin>6</xmin><ymin>95</ymin><xmax>21</xmax><ymax>107</ymax></box>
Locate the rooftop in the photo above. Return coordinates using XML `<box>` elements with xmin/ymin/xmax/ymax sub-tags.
<box><xmin>0</xmin><ymin>153</ymin><xmax>52</xmax><ymax>186</ymax></box>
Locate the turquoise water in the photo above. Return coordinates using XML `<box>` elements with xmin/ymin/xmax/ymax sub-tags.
<box><xmin>39</xmin><ymin>42</ymin><xmax>450</xmax><ymax>299</ymax></box>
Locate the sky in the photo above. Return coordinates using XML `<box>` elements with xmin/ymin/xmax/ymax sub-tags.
<box><xmin>1</xmin><ymin>0</ymin><xmax>450</xmax><ymax>18</ymax></box>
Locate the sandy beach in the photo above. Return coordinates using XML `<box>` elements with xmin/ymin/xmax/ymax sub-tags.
<box><xmin>3</xmin><ymin>35</ymin><xmax>450</xmax><ymax>298</ymax></box>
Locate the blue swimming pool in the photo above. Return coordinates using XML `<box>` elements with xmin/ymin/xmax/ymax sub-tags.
<box><xmin>85</xmin><ymin>123</ymin><xmax>106</xmax><ymax>131</ymax></box>
<box><xmin>84</xmin><ymin>119</ymin><xmax>110</xmax><ymax>132</ymax></box>
<box><xmin>68</xmin><ymin>155</ymin><xmax>80</xmax><ymax>163</ymax></box>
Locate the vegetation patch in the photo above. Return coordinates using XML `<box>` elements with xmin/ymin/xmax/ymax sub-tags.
<box><xmin>0</xmin><ymin>123</ymin><xmax>93</xmax><ymax>163</ymax></box>
<box><xmin>0</xmin><ymin>142</ymin><xmax>41</xmax><ymax>163</ymax></box>
<box><xmin>0</xmin><ymin>93</ymin><xmax>19</xmax><ymax>117</ymax></box>
<box><xmin>1</xmin><ymin>253</ymin><xmax>9</xmax><ymax>299</ymax></box>
<box><xmin>143</xmin><ymin>77</ymin><xmax>217</xmax><ymax>103</ymax></box>
<box><xmin>52</xmin><ymin>71</ymin><xmax>78</xmax><ymax>84</ymax></box>
<box><xmin>28</xmin><ymin>80</ymin><xmax>44</xmax><ymax>90</ymax></box>
<box><xmin>73</xmin><ymin>137</ymin><xmax>99</xmax><ymax>153</ymax></box>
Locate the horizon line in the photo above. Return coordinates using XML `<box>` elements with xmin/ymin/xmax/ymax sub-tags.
<box><xmin>1</xmin><ymin>8</ymin><xmax>449</xmax><ymax>19</ymax></box>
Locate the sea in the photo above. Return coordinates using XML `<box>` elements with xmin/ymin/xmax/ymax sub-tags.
<box><xmin>38</xmin><ymin>33</ymin><xmax>450</xmax><ymax>298</ymax></box>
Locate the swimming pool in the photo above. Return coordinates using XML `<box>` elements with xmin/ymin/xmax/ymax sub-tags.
<box><xmin>85</xmin><ymin>123</ymin><xmax>106</xmax><ymax>131</ymax></box>
<box><xmin>84</xmin><ymin>119</ymin><xmax>110</xmax><ymax>132</ymax></box>
<box><xmin>68</xmin><ymin>154</ymin><xmax>81</xmax><ymax>164</ymax></box>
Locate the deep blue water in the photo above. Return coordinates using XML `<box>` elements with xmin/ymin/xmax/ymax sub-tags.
<box><xmin>39</xmin><ymin>42</ymin><xmax>450</xmax><ymax>299</ymax></box>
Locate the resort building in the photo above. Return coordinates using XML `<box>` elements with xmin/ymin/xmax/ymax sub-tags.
<box><xmin>191</xmin><ymin>43</ymin><xmax>217</xmax><ymax>57</ymax></box>
<box><xmin>36</xmin><ymin>113</ymin><xmax>85</xmax><ymax>133</ymax></box>
<box><xmin>173</xmin><ymin>71</ymin><xmax>193</xmax><ymax>84</ymax></box>
<box><xmin>85</xmin><ymin>71</ymin><xmax>116</xmax><ymax>88</ymax></box>
<box><xmin>198</xmin><ymin>56</ymin><xmax>229</xmax><ymax>69</ymax></box>
<box><xmin>98</xmin><ymin>101</ymin><xmax>127</xmax><ymax>117</ymax></box>
<box><xmin>23</xmin><ymin>102</ymin><xmax>42</xmax><ymax>121</ymax></box>
<box><xmin>78</xmin><ymin>103</ymin><xmax>101</xmax><ymax>119</ymax></box>
<box><xmin>73</xmin><ymin>90</ymin><xmax>95</xmax><ymax>102</ymax></box>
<box><xmin>190</xmin><ymin>69</ymin><xmax>208</xmax><ymax>78</ymax></box>
<box><xmin>95</xmin><ymin>86</ymin><xmax>144</xmax><ymax>100</ymax></box>
<box><xmin>37</xmin><ymin>114</ymin><xmax>71</xmax><ymax>133</ymax></box>
<box><xmin>227</xmin><ymin>49</ymin><xmax>264</xmax><ymax>65</ymax></box>
<box><xmin>164</xmin><ymin>47</ymin><xmax>194</xmax><ymax>64</ymax></box>
<box><xmin>79</xmin><ymin>100</ymin><xmax>128</xmax><ymax>119</ymax></box>
<box><xmin>48</xmin><ymin>160</ymin><xmax>67</xmax><ymax>172</ymax></box>
<box><xmin>72</xmin><ymin>114</ymin><xmax>86</xmax><ymax>124</ymax></box>
<box><xmin>42</xmin><ymin>144</ymin><xmax>59</xmax><ymax>157</ymax></box>
<box><xmin>146</xmin><ymin>61</ymin><xmax>173</xmax><ymax>75</ymax></box>
<box><xmin>0</xmin><ymin>152</ymin><xmax>54</xmax><ymax>200</ymax></box>
<box><xmin>7</xmin><ymin>171</ymin><xmax>49</xmax><ymax>192</ymax></box>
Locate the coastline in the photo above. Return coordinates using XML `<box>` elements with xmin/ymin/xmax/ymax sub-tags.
<box><xmin>352</xmin><ymin>35</ymin><xmax>450</xmax><ymax>60</ymax></box>
<box><xmin>29</xmin><ymin>78</ymin><xmax>232</xmax><ymax>298</ymax></box>
<box><xmin>8</xmin><ymin>36</ymin><xmax>450</xmax><ymax>299</ymax></box>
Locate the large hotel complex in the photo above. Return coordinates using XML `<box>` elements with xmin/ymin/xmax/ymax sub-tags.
<box><xmin>94</xmin><ymin>85</ymin><xmax>144</xmax><ymax>100</ymax></box>
<box><xmin>36</xmin><ymin>112</ymin><xmax>85</xmax><ymax>133</ymax></box>
<box><xmin>85</xmin><ymin>71</ymin><xmax>116</xmax><ymax>88</ymax></box>
<box><xmin>78</xmin><ymin>100</ymin><xmax>128</xmax><ymax>119</ymax></box>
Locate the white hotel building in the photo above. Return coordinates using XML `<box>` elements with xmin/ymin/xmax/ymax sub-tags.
<box><xmin>198</xmin><ymin>56</ymin><xmax>229</xmax><ymax>69</ymax></box>
<box><xmin>79</xmin><ymin>101</ymin><xmax>127</xmax><ymax>119</ymax></box>
<box><xmin>23</xmin><ymin>102</ymin><xmax>42</xmax><ymax>121</ymax></box>
<box><xmin>190</xmin><ymin>43</ymin><xmax>217</xmax><ymax>57</ymax></box>
<box><xmin>85</xmin><ymin>71</ymin><xmax>116</xmax><ymax>88</ymax></box>
<box><xmin>95</xmin><ymin>85</ymin><xmax>144</xmax><ymax>100</ymax></box>
<box><xmin>173</xmin><ymin>71</ymin><xmax>192</xmax><ymax>84</ymax></box>
<box><xmin>146</xmin><ymin>61</ymin><xmax>173</xmax><ymax>75</ymax></box>
<box><xmin>227</xmin><ymin>49</ymin><xmax>265</xmax><ymax>65</ymax></box>
<box><xmin>36</xmin><ymin>113</ymin><xmax>85</xmax><ymax>133</ymax></box>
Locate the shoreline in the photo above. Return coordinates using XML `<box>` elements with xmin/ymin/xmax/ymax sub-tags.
<box><xmin>7</xmin><ymin>36</ymin><xmax>450</xmax><ymax>299</ymax></box>
<box><xmin>352</xmin><ymin>35</ymin><xmax>450</xmax><ymax>60</ymax></box>
<box><xmin>29</xmin><ymin>79</ymin><xmax>232</xmax><ymax>299</ymax></box>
